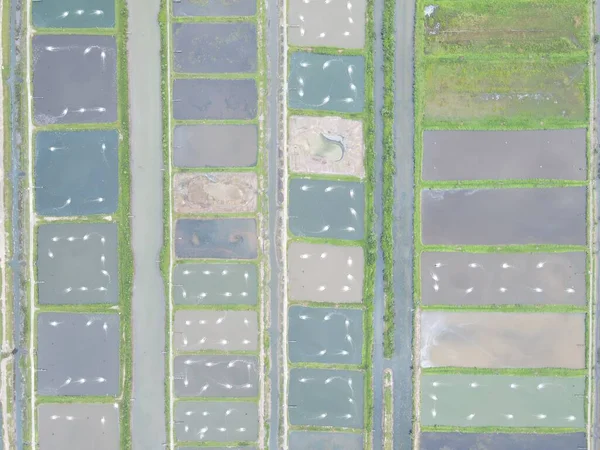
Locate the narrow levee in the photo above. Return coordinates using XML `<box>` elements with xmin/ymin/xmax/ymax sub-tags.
<box><xmin>7</xmin><ymin>0</ymin><xmax>24</xmax><ymax>447</ymax></box>
<box><xmin>372</xmin><ymin>0</ymin><xmax>385</xmax><ymax>443</ymax></box>
<box><xmin>594</xmin><ymin>0</ymin><xmax>600</xmax><ymax>446</ymax></box>
<box><xmin>127</xmin><ymin>0</ymin><xmax>167</xmax><ymax>447</ymax></box>
<box><xmin>391</xmin><ymin>0</ymin><xmax>416</xmax><ymax>447</ymax></box>
<box><xmin>267</xmin><ymin>0</ymin><xmax>283</xmax><ymax>444</ymax></box>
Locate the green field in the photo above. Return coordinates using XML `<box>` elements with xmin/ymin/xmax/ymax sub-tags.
<box><xmin>423</xmin><ymin>57</ymin><xmax>588</xmax><ymax>126</ymax></box>
<box><xmin>424</xmin><ymin>0</ymin><xmax>589</xmax><ymax>55</ymax></box>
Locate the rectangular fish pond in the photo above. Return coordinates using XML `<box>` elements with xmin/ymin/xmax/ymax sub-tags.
<box><xmin>33</xmin><ymin>35</ymin><xmax>117</xmax><ymax>125</ymax></box>
<box><xmin>173</xmin><ymin>124</ymin><xmax>258</xmax><ymax>168</ymax></box>
<box><xmin>289</xmin><ymin>178</ymin><xmax>365</xmax><ymax>240</ymax></box>
<box><xmin>35</xmin><ymin>130</ymin><xmax>119</xmax><ymax>216</ymax></box>
<box><xmin>420</xmin><ymin>374</ymin><xmax>585</xmax><ymax>427</ymax></box>
<box><xmin>288</xmin><ymin>52</ymin><xmax>365</xmax><ymax>113</ymax></box>
<box><xmin>173</xmin><ymin>262</ymin><xmax>258</xmax><ymax>305</ymax></box>
<box><xmin>37</xmin><ymin>222</ymin><xmax>119</xmax><ymax>305</ymax></box>
<box><xmin>175</xmin><ymin>218</ymin><xmax>258</xmax><ymax>259</ymax></box>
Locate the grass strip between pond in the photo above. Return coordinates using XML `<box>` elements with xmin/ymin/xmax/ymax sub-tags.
<box><xmin>382</xmin><ymin>0</ymin><xmax>396</xmax><ymax>359</ymax></box>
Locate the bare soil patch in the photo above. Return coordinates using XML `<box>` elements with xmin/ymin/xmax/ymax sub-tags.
<box><xmin>289</xmin><ymin>116</ymin><xmax>364</xmax><ymax>177</ymax></box>
<box><xmin>174</xmin><ymin>172</ymin><xmax>257</xmax><ymax>214</ymax></box>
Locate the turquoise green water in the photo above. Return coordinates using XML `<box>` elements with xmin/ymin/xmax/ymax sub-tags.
<box><xmin>421</xmin><ymin>374</ymin><xmax>585</xmax><ymax>427</ymax></box>
<box><xmin>288</xmin><ymin>52</ymin><xmax>365</xmax><ymax>113</ymax></box>
<box><xmin>33</xmin><ymin>0</ymin><xmax>115</xmax><ymax>28</ymax></box>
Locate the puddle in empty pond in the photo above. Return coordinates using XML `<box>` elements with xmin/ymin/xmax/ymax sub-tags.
<box><xmin>288</xmin><ymin>243</ymin><xmax>364</xmax><ymax>303</ymax></box>
<box><xmin>288</xmin><ymin>368</ymin><xmax>364</xmax><ymax>428</ymax></box>
<box><xmin>173</xmin><ymin>262</ymin><xmax>257</xmax><ymax>305</ymax></box>
<box><xmin>422</xmin><ymin>129</ymin><xmax>587</xmax><ymax>181</ymax></box>
<box><xmin>173</xmin><ymin>355</ymin><xmax>259</xmax><ymax>398</ymax></box>
<box><xmin>420</xmin><ymin>311</ymin><xmax>586</xmax><ymax>369</ymax></box>
<box><xmin>37</xmin><ymin>223</ymin><xmax>119</xmax><ymax>305</ymax></box>
<box><xmin>421</xmin><ymin>187</ymin><xmax>587</xmax><ymax>245</ymax></box>
<box><xmin>173</xmin><ymin>23</ymin><xmax>257</xmax><ymax>73</ymax></box>
<box><xmin>37</xmin><ymin>312</ymin><xmax>120</xmax><ymax>396</ymax></box>
<box><xmin>175</xmin><ymin>218</ymin><xmax>257</xmax><ymax>259</ymax></box>
<box><xmin>289</xmin><ymin>116</ymin><xmax>365</xmax><ymax>177</ymax></box>
<box><xmin>33</xmin><ymin>0</ymin><xmax>116</xmax><ymax>28</ymax></box>
<box><xmin>173</xmin><ymin>78</ymin><xmax>257</xmax><ymax>120</ymax></box>
<box><xmin>288</xmin><ymin>0</ymin><xmax>366</xmax><ymax>48</ymax></box>
<box><xmin>420</xmin><ymin>251</ymin><xmax>587</xmax><ymax>306</ymax></box>
<box><xmin>174</xmin><ymin>401</ymin><xmax>258</xmax><ymax>442</ymax></box>
<box><xmin>290</xmin><ymin>431</ymin><xmax>364</xmax><ymax>450</ymax></box>
<box><xmin>38</xmin><ymin>403</ymin><xmax>119</xmax><ymax>450</ymax></box>
<box><xmin>288</xmin><ymin>52</ymin><xmax>365</xmax><ymax>113</ymax></box>
<box><xmin>33</xmin><ymin>35</ymin><xmax>117</xmax><ymax>125</ymax></box>
<box><xmin>35</xmin><ymin>130</ymin><xmax>119</xmax><ymax>216</ymax></box>
<box><xmin>173</xmin><ymin>0</ymin><xmax>256</xmax><ymax>17</ymax></box>
<box><xmin>174</xmin><ymin>310</ymin><xmax>258</xmax><ymax>352</ymax></box>
<box><xmin>173</xmin><ymin>124</ymin><xmax>258</xmax><ymax>168</ymax></box>
<box><xmin>420</xmin><ymin>374</ymin><xmax>585</xmax><ymax>427</ymax></box>
<box><xmin>420</xmin><ymin>432</ymin><xmax>587</xmax><ymax>450</ymax></box>
<box><xmin>289</xmin><ymin>178</ymin><xmax>364</xmax><ymax>239</ymax></box>
<box><xmin>173</xmin><ymin>172</ymin><xmax>257</xmax><ymax>214</ymax></box>
<box><xmin>289</xmin><ymin>306</ymin><xmax>363</xmax><ymax>365</ymax></box>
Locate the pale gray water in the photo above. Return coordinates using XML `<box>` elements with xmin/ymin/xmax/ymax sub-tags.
<box><xmin>127</xmin><ymin>0</ymin><xmax>166</xmax><ymax>447</ymax></box>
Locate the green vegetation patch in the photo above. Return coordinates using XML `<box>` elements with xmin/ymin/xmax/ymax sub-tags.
<box><xmin>423</xmin><ymin>57</ymin><xmax>588</xmax><ymax>126</ymax></box>
<box><xmin>424</xmin><ymin>0</ymin><xmax>589</xmax><ymax>56</ymax></box>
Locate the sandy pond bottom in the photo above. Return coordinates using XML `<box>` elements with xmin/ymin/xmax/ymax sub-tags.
<box><xmin>33</xmin><ymin>35</ymin><xmax>117</xmax><ymax>125</ymax></box>
<box><xmin>288</xmin><ymin>242</ymin><xmax>364</xmax><ymax>303</ymax></box>
<box><xmin>422</xmin><ymin>129</ymin><xmax>587</xmax><ymax>181</ymax></box>
<box><xmin>420</xmin><ymin>374</ymin><xmax>585</xmax><ymax>427</ymax></box>
<box><xmin>420</xmin><ymin>311</ymin><xmax>585</xmax><ymax>369</ymax></box>
<box><xmin>421</xmin><ymin>187</ymin><xmax>587</xmax><ymax>245</ymax></box>
<box><xmin>173</xmin><ymin>355</ymin><xmax>258</xmax><ymax>398</ymax></box>
<box><xmin>289</xmin><ymin>179</ymin><xmax>365</xmax><ymax>240</ymax></box>
<box><xmin>288</xmin><ymin>306</ymin><xmax>363</xmax><ymax>365</ymax></box>
<box><xmin>175</xmin><ymin>218</ymin><xmax>258</xmax><ymax>259</ymax></box>
<box><xmin>37</xmin><ymin>312</ymin><xmax>120</xmax><ymax>396</ymax></box>
<box><xmin>174</xmin><ymin>401</ymin><xmax>258</xmax><ymax>443</ymax></box>
<box><xmin>38</xmin><ymin>403</ymin><xmax>119</xmax><ymax>450</ymax></box>
<box><xmin>288</xmin><ymin>368</ymin><xmax>364</xmax><ymax>428</ymax></box>
<box><xmin>173</xmin><ymin>262</ymin><xmax>258</xmax><ymax>305</ymax></box>
<box><xmin>420</xmin><ymin>251</ymin><xmax>587</xmax><ymax>306</ymax></box>
<box><xmin>173</xmin><ymin>124</ymin><xmax>258</xmax><ymax>168</ymax></box>
<box><xmin>288</xmin><ymin>116</ymin><xmax>365</xmax><ymax>177</ymax></box>
<box><xmin>174</xmin><ymin>172</ymin><xmax>257</xmax><ymax>214</ymax></box>
<box><xmin>419</xmin><ymin>432</ymin><xmax>587</xmax><ymax>450</ymax></box>
<box><xmin>35</xmin><ymin>130</ymin><xmax>119</xmax><ymax>216</ymax></box>
<box><xmin>173</xmin><ymin>310</ymin><xmax>258</xmax><ymax>352</ymax></box>
<box><xmin>37</xmin><ymin>222</ymin><xmax>119</xmax><ymax>305</ymax></box>
<box><xmin>289</xmin><ymin>431</ymin><xmax>363</xmax><ymax>450</ymax></box>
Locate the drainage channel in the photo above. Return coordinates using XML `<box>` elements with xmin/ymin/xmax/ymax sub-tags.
<box><xmin>128</xmin><ymin>0</ymin><xmax>167</xmax><ymax>448</ymax></box>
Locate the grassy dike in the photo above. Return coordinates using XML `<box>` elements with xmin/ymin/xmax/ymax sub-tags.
<box><xmin>1</xmin><ymin>0</ymin><xmax>15</xmax><ymax>447</ymax></box>
<box><xmin>158</xmin><ymin>0</ymin><xmax>173</xmax><ymax>445</ymax></box>
<box><xmin>115</xmin><ymin>3</ymin><xmax>133</xmax><ymax>447</ymax></box>
<box><xmin>381</xmin><ymin>0</ymin><xmax>396</xmax><ymax>359</ymax></box>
